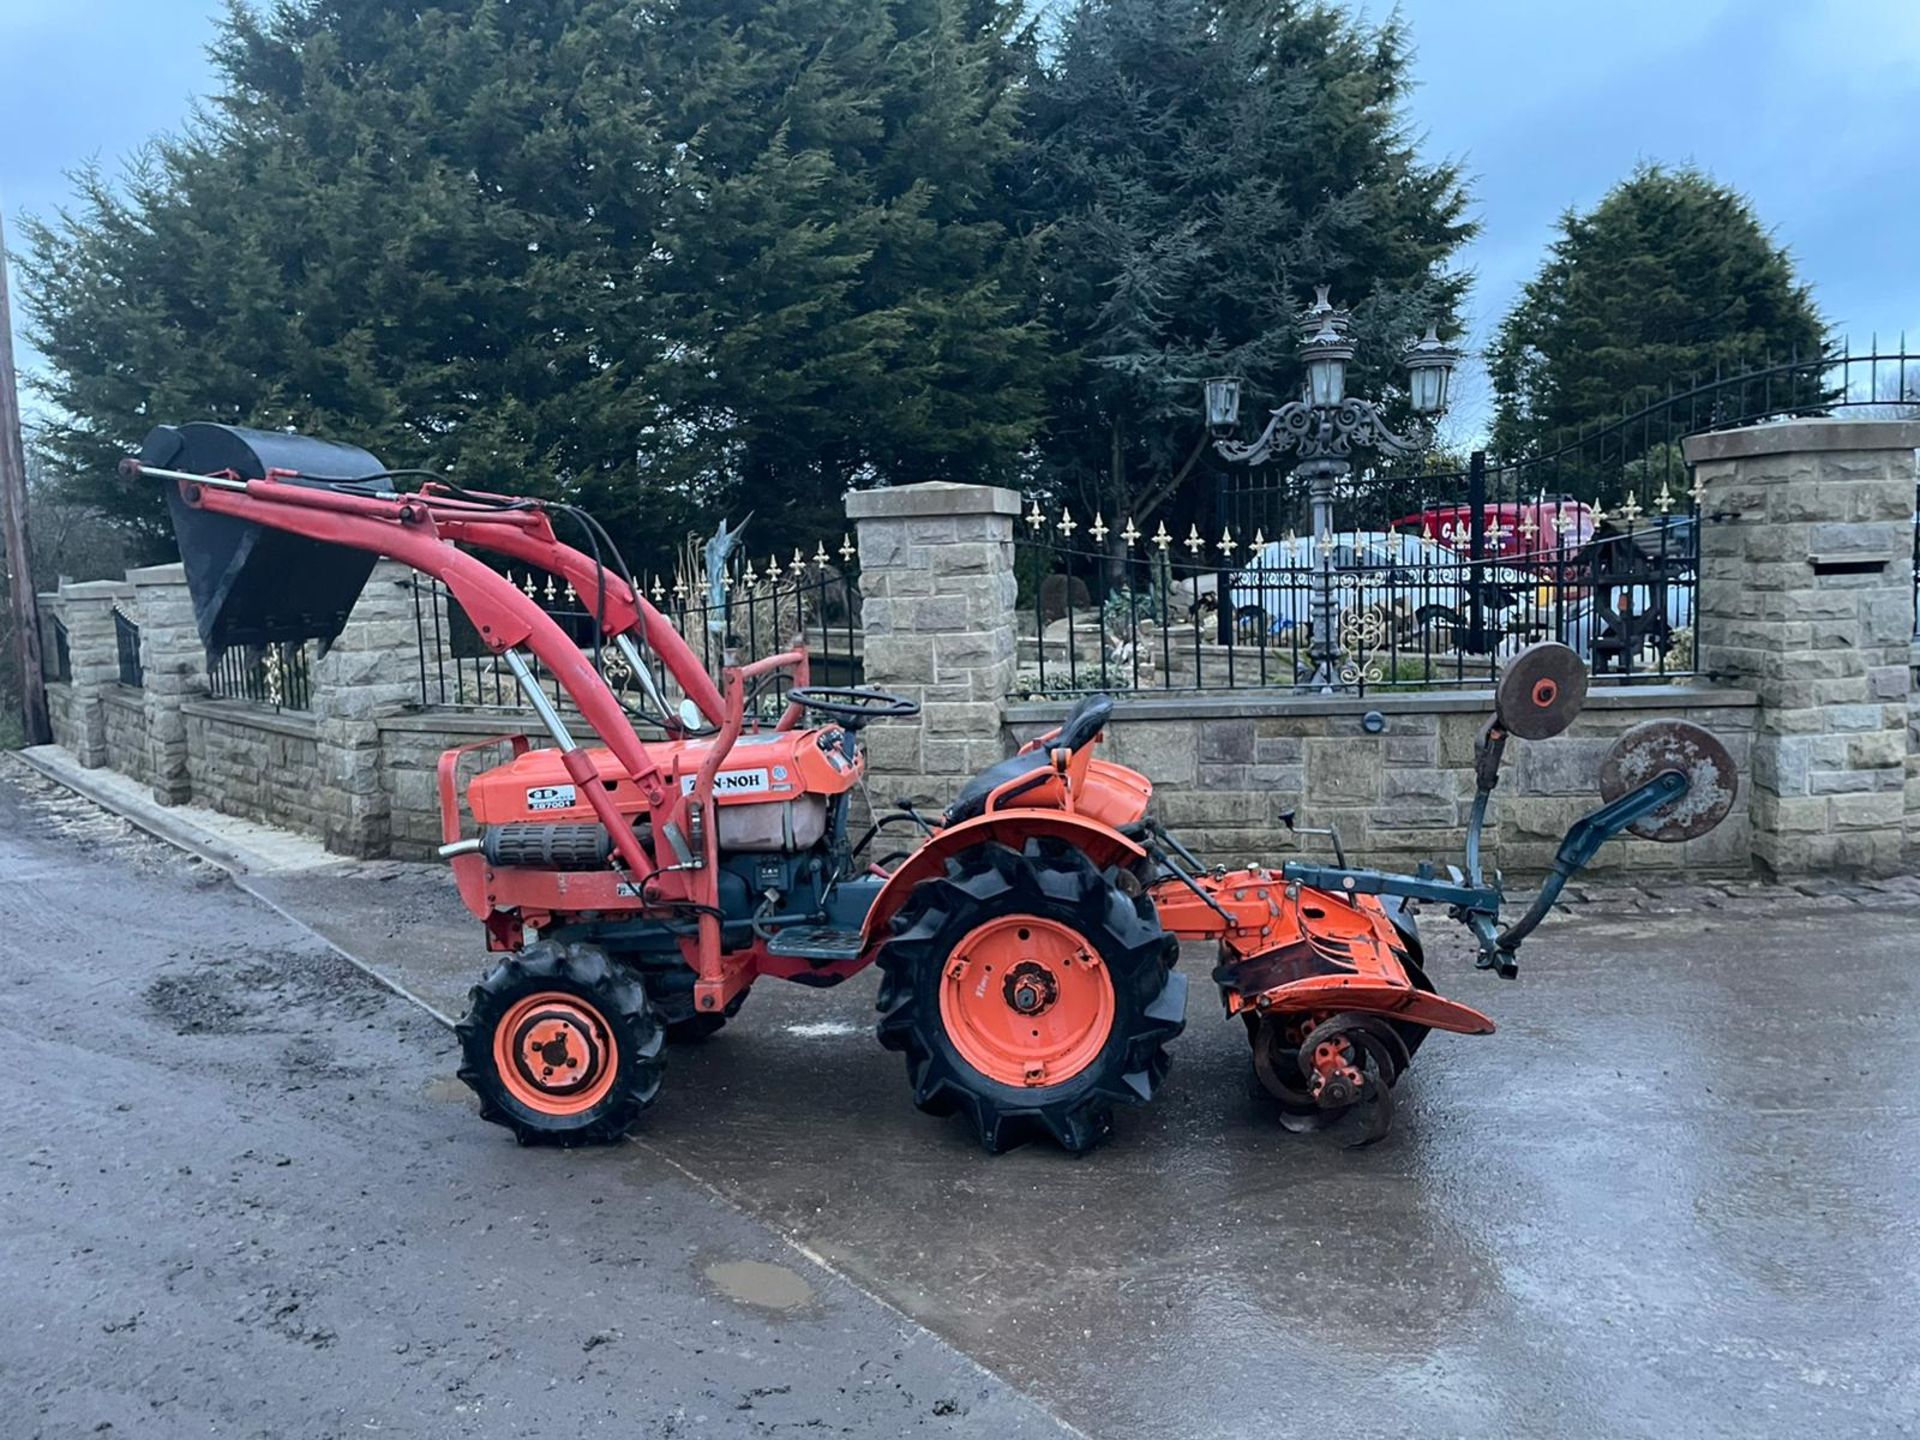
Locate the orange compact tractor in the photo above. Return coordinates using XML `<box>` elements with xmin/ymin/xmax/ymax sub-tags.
<box><xmin>132</xmin><ymin>424</ymin><xmax>1739</xmax><ymax>1152</ymax></box>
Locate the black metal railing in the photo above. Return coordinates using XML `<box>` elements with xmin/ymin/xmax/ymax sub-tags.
<box><xmin>1025</xmin><ymin>342</ymin><xmax>1920</xmax><ymax>697</ymax></box>
<box><xmin>114</xmin><ymin>608</ymin><xmax>143</xmax><ymax>688</ymax></box>
<box><xmin>44</xmin><ymin>617</ymin><xmax>71</xmax><ymax>682</ymax></box>
<box><xmin>1015</xmin><ymin>510</ymin><xmax>1694</xmax><ymax>697</ymax></box>
<box><xmin>410</xmin><ymin>542</ymin><xmax>862</xmax><ymax>727</ymax></box>
<box><xmin>208</xmin><ymin>642</ymin><xmax>313</xmax><ymax>710</ymax></box>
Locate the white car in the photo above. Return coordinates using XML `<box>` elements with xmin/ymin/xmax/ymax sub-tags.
<box><xmin>1228</xmin><ymin>531</ymin><xmax>1543</xmax><ymax>645</ymax></box>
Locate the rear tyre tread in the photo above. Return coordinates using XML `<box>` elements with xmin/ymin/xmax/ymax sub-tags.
<box><xmin>875</xmin><ymin>838</ymin><xmax>1185</xmax><ymax>1155</ymax></box>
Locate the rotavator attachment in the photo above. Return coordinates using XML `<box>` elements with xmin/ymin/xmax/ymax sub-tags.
<box><xmin>1147</xmin><ymin>641</ymin><xmax>1739</xmax><ymax>1143</ymax></box>
<box><xmin>144</xmin><ymin>422</ymin><xmax>395</xmax><ymax>657</ymax></box>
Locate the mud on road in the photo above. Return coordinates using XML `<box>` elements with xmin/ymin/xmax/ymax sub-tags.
<box><xmin>0</xmin><ymin>761</ymin><xmax>1069</xmax><ymax>1440</ymax></box>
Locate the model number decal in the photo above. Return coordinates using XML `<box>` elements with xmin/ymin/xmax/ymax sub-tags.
<box><xmin>525</xmin><ymin>784</ymin><xmax>577</xmax><ymax>811</ymax></box>
<box><xmin>680</xmin><ymin>768</ymin><xmax>772</xmax><ymax>796</ymax></box>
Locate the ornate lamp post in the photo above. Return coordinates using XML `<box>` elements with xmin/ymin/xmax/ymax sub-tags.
<box><xmin>1204</xmin><ymin>288</ymin><xmax>1459</xmax><ymax>689</ymax></box>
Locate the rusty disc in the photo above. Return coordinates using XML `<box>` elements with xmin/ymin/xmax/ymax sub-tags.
<box><xmin>1495</xmin><ymin>642</ymin><xmax>1589</xmax><ymax>740</ymax></box>
<box><xmin>1600</xmin><ymin>720</ymin><xmax>1739</xmax><ymax>842</ymax></box>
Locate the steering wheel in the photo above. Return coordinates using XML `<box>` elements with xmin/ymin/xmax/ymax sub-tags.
<box><xmin>787</xmin><ymin>685</ymin><xmax>922</xmax><ymax>728</ymax></box>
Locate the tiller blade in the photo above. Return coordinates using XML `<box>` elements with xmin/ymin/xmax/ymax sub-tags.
<box><xmin>1163</xmin><ymin>868</ymin><xmax>1494</xmax><ymax>1145</ymax></box>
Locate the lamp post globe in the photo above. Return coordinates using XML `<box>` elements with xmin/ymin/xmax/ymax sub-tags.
<box><xmin>1404</xmin><ymin>324</ymin><xmax>1462</xmax><ymax>417</ymax></box>
<box><xmin>1204</xmin><ymin>376</ymin><xmax>1243</xmax><ymax>436</ymax></box>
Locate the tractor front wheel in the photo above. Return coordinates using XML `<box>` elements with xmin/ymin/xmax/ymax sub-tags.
<box><xmin>876</xmin><ymin>839</ymin><xmax>1186</xmax><ymax>1154</ymax></box>
<box><xmin>456</xmin><ymin>941</ymin><xmax>664</xmax><ymax>1146</ymax></box>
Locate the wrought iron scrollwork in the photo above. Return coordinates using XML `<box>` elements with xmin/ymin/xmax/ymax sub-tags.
<box><xmin>1212</xmin><ymin>396</ymin><xmax>1430</xmax><ymax>468</ymax></box>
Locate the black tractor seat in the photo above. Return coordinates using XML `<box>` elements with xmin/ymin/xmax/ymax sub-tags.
<box><xmin>942</xmin><ymin>693</ymin><xmax>1113</xmax><ymax>826</ymax></box>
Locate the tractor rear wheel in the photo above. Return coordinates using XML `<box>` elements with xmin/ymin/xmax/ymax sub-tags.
<box><xmin>875</xmin><ymin>838</ymin><xmax>1186</xmax><ymax>1154</ymax></box>
<box><xmin>456</xmin><ymin>941</ymin><xmax>664</xmax><ymax>1146</ymax></box>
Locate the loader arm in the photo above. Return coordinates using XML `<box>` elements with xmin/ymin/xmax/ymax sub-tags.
<box><xmin>121</xmin><ymin>460</ymin><xmax>718</xmax><ymax>916</ymax></box>
<box><xmin>418</xmin><ymin>485</ymin><xmax>726</xmax><ymax>728</ymax></box>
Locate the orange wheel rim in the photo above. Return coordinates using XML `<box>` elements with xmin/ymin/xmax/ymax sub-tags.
<box><xmin>938</xmin><ymin>916</ymin><xmax>1115</xmax><ymax>1088</ymax></box>
<box><xmin>493</xmin><ymin>991</ymin><xmax>619</xmax><ymax>1116</ymax></box>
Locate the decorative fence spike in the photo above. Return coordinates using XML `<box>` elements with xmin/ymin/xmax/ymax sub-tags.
<box><xmin>1185</xmin><ymin>524</ymin><xmax>1205</xmax><ymax>555</ymax></box>
<box><xmin>1152</xmin><ymin>521</ymin><xmax>1172</xmax><ymax>550</ymax></box>
<box><xmin>1122</xmin><ymin>517</ymin><xmax>1140</xmax><ymax>547</ymax></box>
<box><xmin>1089</xmin><ymin>512</ymin><xmax>1108</xmax><ymax>543</ymax></box>
<box><xmin>1057</xmin><ymin>509</ymin><xmax>1077</xmax><ymax>537</ymax></box>
<box><xmin>1217</xmin><ymin>525</ymin><xmax>1236</xmax><ymax>557</ymax></box>
<box><xmin>839</xmin><ymin>533</ymin><xmax>856</xmax><ymax>561</ymax></box>
<box><xmin>1027</xmin><ymin>499</ymin><xmax>1046</xmax><ymax>530</ymax></box>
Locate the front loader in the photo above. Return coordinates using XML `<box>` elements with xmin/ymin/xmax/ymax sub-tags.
<box><xmin>129</xmin><ymin>422</ymin><xmax>1739</xmax><ymax>1154</ymax></box>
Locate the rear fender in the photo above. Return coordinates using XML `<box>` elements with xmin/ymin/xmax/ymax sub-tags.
<box><xmin>859</xmin><ymin>810</ymin><xmax>1147</xmax><ymax>947</ymax></box>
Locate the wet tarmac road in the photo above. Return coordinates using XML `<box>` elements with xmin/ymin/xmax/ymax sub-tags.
<box><xmin>618</xmin><ymin>913</ymin><xmax>1920</xmax><ymax>1438</ymax></box>
<box><xmin>0</xmin><ymin>766</ymin><xmax>1069</xmax><ymax>1439</ymax></box>
<box><xmin>255</xmin><ymin>858</ymin><xmax>1920</xmax><ymax>1437</ymax></box>
<box><xmin>14</xmin><ymin>757</ymin><xmax>1920</xmax><ymax>1436</ymax></box>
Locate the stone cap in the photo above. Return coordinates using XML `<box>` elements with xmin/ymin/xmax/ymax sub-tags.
<box><xmin>127</xmin><ymin>561</ymin><xmax>190</xmax><ymax>585</ymax></box>
<box><xmin>59</xmin><ymin>579</ymin><xmax>135</xmax><ymax>600</ymax></box>
<box><xmin>1683</xmin><ymin>418</ymin><xmax>1920</xmax><ymax>464</ymax></box>
<box><xmin>845</xmin><ymin>481</ymin><xmax>1021</xmax><ymax>521</ymax></box>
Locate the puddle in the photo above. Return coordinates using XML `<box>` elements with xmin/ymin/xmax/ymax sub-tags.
<box><xmin>422</xmin><ymin>1074</ymin><xmax>477</xmax><ymax>1106</ymax></box>
<box><xmin>704</xmin><ymin>1259</ymin><xmax>815</xmax><ymax>1312</ymax></box>
<box><xmin>781</xmin><ymin>1020</ymin><xmax>865</xmax><ymax>1040</ymax></box>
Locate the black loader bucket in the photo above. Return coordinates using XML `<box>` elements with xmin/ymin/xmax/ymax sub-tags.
<box><xmin>146</xmin><ymin>422</ymin><xmax>396</xmax><ymax>657</ymax></box>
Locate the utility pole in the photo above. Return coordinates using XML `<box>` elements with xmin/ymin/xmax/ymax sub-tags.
<box><xmin>0</xmin><ymin>204</ymin><xmax>51</xmax><ymax>745</ymax></box>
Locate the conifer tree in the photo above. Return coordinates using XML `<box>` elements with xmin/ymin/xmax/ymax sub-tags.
<box><xmin>21</xmin><ymin>0</ymin><xmax>1052</xmax><ymax>567</ymax></box>
<box><xmin>1489</xmin><ymin>164</ymin><xmax>1826</xmax><ymax>459</ymax></box>
<box><xmin>1025</xmin><ymin>0</ymin><xmax>1473</xmax><ymax>543</ymax></box>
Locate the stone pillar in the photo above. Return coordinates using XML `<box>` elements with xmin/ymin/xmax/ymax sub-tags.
<box><xmin>1909</xmin><ymin>644</ymin><xmax>1920</xmax><ymax>862</ymax></box>
<box><xmin>130</xmin><ymin>563</ymin><xmax>209</xmax><ymax>805</ymax></box>
<box><xmin>56</xmin><ymin>579</ymin><xmax>135</xmax><ymax>767</ymax></box>
<box><xmin>1686</xmin><ymin>419</ymin><xmax>1919</xmax><ymax>877</ymax></box>
<box><xmin>312</xmin><ymin>561</ymin><xmax>433</xmax><ymax>857</ymax></box>
<box><xmin>846</xmin><ymin>482</ymin><xmax>1020</xmax><ymax>809</ymax></box>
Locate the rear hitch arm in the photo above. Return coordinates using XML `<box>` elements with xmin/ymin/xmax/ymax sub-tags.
<box><xmin>1278</xmin><ymin>761</ymin><xmax>1693</xmax><ymax>980</ymax></box>
<box><xmin>1484</xmin><ymin>766</ymin><xmax>1690</xmax><ymax>973</ymax></box>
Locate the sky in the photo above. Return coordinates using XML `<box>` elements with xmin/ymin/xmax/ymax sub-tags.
<box><xmin>3</xmin><ymin>0</ymin><xmax>1919</xmax><ymax>441</ymax></box>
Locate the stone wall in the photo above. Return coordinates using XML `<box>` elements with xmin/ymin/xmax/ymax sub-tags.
<box><xmin>376</xmin><ymin>711</ymin><xmax>544</xmax><ymax>860</ymax></box>
<box><xmin>1687</xmin><ymin>420</ymin><xmax>1919</xmax><ymax>877</ymax></box>
<box><xmin>1907</xmin><ymin>642</ymin><xmax>1920</xmax><ymax>862</ymax></box>
<box><xmin>183</xmin><ymin>700</ymin><xmax>326</xmax><ymax>836</ymax></box>
<box><xmin>46</xmin><ymin>681</ymin><xmax>81</xmax><ymax>752</ymax></box>
<box><xmin>25</xmin><ymin>422</ymin><xmax>1920</xmax><ymax>880</ymax></box>
<box><xmin>101</xmin><ymin>687</ymin><xmax>150</xmax><ymax>782</ymax></box>
<box><xmin>37</xmin><ymin>579</ymin><xmax>134</xmax><ymax>767</ymax></box>
<box><xmin>1004</xmin><ymin>687</ymin><xmax>1757</xmax><ymax>874</ymax></box>
<box><xmin>854</xmin><ymin>422</ymin><xmax>1919</xmax><ymax>880</ymax></box>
